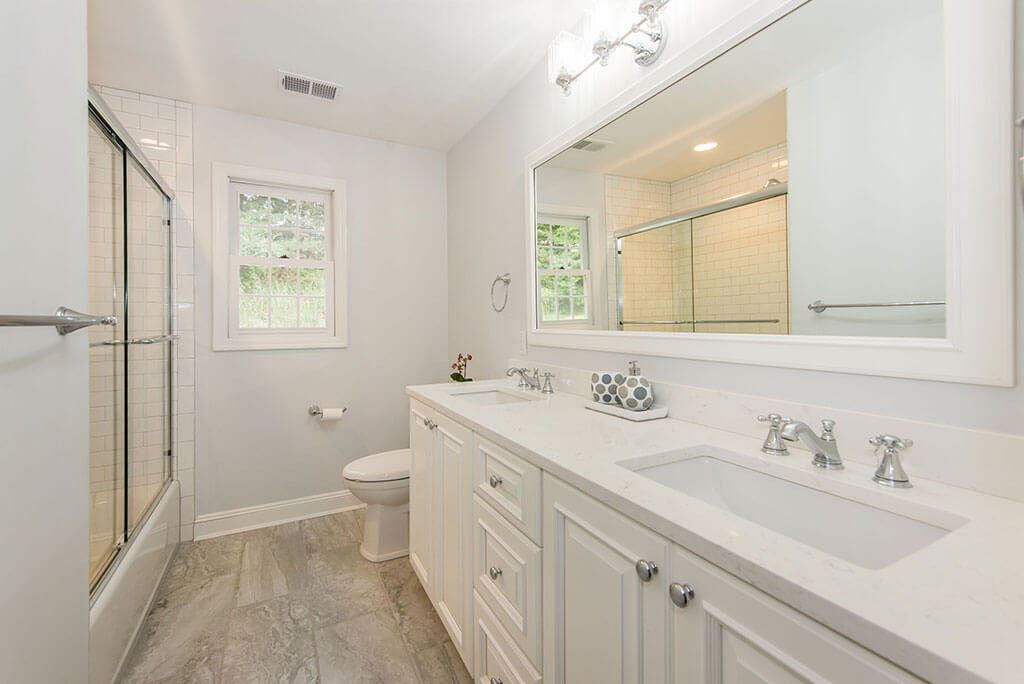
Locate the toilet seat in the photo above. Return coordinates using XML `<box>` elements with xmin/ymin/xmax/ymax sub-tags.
<box><xmin>342</xmin><ymin>448</ymin><xmax>410</xmax><ymax>483</ymax></box>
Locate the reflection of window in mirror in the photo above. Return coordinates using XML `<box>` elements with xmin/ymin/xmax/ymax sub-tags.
<box><xmin>536</xmin><ymin>214</ymin><xmax>591</xmax><ymax>327</ymax></box>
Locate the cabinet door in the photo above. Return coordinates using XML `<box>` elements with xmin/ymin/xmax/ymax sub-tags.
<box><xmin>435</xmin><ymin>413</ymin><xmax>475</xmax><ymax>666</ymax></box>
<box><xmin>408</xmin><ymin>401</ymin><xmax>436</xmax><ymax>597</ymax></box>
<box><xmin>543</xmin><ymin>474</ymin><xmax>670</xmax><ymax>684</ymax></box>
<box><xmin>668</xmin><ymin>544</ymin><xmax>922</xmax><ymax>684</ymax></box>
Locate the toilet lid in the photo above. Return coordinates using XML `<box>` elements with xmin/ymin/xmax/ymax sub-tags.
<box><xmin>343</xmin><ymin>448</ymin><xmax>411</xmax><ymax>482</ymax></box>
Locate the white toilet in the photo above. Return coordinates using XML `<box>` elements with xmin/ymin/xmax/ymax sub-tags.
<box><xmin>342</xmin><ymin>448</ymin><xmax>411</xmax><ymax>562</ymax></box>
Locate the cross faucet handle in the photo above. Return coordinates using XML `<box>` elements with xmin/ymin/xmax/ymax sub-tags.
<box><xmin>869</xmin><ymin>435</ymin><xmax>914</xmax><ymax>488</ymax></box>
<box><xmin>869</xmin><ymin>434</ymin><xmax>913</xmax><ymax>451</ymax></box>
<box><xmin>758</xmin><ymin>413</ymin><xmax>790</xmax><ymax>455</ymax></box>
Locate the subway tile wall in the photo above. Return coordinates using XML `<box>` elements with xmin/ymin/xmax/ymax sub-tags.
<box><xmin>604</xmin><ymin>176</ymin><xmax>672</xmax><ymax>328</ymax></box>
<box><xmin>604</xmin><ymin>143</ymin><xmax>790</xmax><ymax>334</ymax></box>
<box><xmin>94</xmin><ymin>85</ymin><xmax>196</xmax><ymax>541</ymax></box>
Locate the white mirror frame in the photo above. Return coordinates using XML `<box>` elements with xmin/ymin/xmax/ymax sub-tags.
<box><xmin>525</xmin><ymin>0</ymin><xmax>1014</xmax><ymax>386</ymax></box>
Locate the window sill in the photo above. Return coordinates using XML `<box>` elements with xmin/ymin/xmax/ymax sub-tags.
<box><xmin>213</xmin><ymin>335</ymin><xmax>348</xmax><ymax>352</ymax></box>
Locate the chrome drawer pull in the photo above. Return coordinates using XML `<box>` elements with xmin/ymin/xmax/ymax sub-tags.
<box><xmin>489</xmin><ymin>475</ymin><xmax>503</xmax><ymax>488</ymax></box>
<box><xmin>635</xmin><ymin>559</ymin><xmax>658</xmax><ymax>582</ymax></box>
<box><xmin>489</xmin><ymin>566</ymin><xmax>503</xmax><ymax>581</ymax></box>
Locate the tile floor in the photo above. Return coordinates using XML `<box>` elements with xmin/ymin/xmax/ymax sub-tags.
<box><xmin>119</xmin><ymin>509</ymin><xmax>472</xmax><ymax>683</ymax></box>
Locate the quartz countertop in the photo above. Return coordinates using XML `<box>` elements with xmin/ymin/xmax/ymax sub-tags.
<box><xmin>407</xmin><ymin>379</ymin><xmax>1024</xmax><ymax>684</ymax></box>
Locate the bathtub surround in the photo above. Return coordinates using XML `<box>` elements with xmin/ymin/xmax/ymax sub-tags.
<box><xmin>193</xmin><ymin>106</ymin><xmax>449</xmax><ymax>521</ymax></box>
<box><xmin>447</xmin><ymin>0</ymin><xmax>1024</xmax><ymax>445</ymax></box>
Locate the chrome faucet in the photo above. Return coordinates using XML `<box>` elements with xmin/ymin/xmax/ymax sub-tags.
<box><xmin>506</xmin><ymin>367</ymin><xmax>541</xmax><ymax>391</ymax></box>
<box><xmin>780</xmin><ymin>419</ymin><xmax>843</xmax><ymax>470</ymax></box>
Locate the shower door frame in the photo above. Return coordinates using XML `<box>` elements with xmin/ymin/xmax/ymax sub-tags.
<box><xmin>613</xmin><ymin>183</ymin><xmax>789</xmax><ymax>332</ymax></box>
<box><xmin>87</xmin><ymin>88</ymin><xmax>176</xmax><ymax>597</ymax></box>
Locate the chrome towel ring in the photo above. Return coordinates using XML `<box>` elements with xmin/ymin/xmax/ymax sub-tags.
<box><xmin>490</xmin><ymin>273</ymin><xmax>511</xmax><ymax>312</ymax></box>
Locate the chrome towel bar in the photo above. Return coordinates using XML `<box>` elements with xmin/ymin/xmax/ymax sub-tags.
<box><xmin>809</xmin><ymin>300</ymin><xmax>945</xmax><ymax>313</ymax></box>
<box><xmin>0</xmin><ymin>307</ymin><xmax>118</xmax><ymax>335</ymax></box>
<box><xmin>620</xmin><ymin>318</ymin><xmax>780</xmax><ymax>325</ymax></box>
<box><xmin>90</xmin><ymin>334</ymin><xmax>179</xmax><ymax>348</ymax></box>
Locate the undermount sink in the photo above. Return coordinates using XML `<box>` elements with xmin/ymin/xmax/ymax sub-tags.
<box><xmin>624</xmin><ymin>451</ymin><xmax>967</xmax><ymax>569</ymax></box>
<box><xmin>451</xmin><ymin>389</ymin><xmax>538</xmax><ymax>406</ymax></box>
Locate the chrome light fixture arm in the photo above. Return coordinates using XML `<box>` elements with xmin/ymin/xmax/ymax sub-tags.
<box><xmin>551</xmin><ymin>0</ymin><xmax>671</xmax><ymax>95</ymax></box>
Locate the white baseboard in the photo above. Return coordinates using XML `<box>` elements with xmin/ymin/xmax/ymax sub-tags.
<box><xmin>193</xmin><ymin>489</ymin><xmax>364</xmax><ymax>540</ymax></box>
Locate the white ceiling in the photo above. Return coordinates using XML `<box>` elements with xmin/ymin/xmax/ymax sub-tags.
<box><xmin>548</xmin><ymin>92</ymin><xmax>787</xmax><ymax>182</ymax></box>
<box><xmin>88</xmin><ymin>0</ymin><xmax>592</xmax><ymax>150</ymax></box>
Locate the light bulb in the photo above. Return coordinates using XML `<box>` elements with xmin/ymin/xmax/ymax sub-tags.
<box><xmin>584</xmin><ymin>0</ymin><xmax>631</xmax><ymax>46</ymax></box>
<box><xmin>548</xmin><ymin>31</ymin><xmax>586</xmax><ymax>89</ymax></box>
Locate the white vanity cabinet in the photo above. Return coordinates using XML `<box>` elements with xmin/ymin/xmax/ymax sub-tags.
<box><xmin>542</xmin><ymin>473</ymin><xmax>671</xmax><ymax>683</ymax></box>
<box><xmin>408</xmin><ymin>396</ymin><xmax>933</xmax><ymax>683</ymax></box>
<box><xmin>542</xmin><ymin>470</ymin><xmax>922</xmax><ymax>684</ymax></box>
<box><xmin>408</xmin><ymin>400</ymin><xmax>475</xmax><ymax>669</ymax></box>
<box><xmin>667</xmin><ymin>544</ymin><xmax>922</xmax><ymax>684</ymax></box>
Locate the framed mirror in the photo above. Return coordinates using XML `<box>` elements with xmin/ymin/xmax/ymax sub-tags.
<box><xmin>526</xmin><ymin>0</ymin><xmax>1013</xmax><ymax>385</ymax></box>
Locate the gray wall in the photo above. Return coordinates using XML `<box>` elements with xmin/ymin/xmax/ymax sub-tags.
<box><xmin>0</xmin><ymin>0</ymin><xmax>90</xmax><ymax>679</ymax></box>
<box><xmin>194</xmin><ymin>106</ymin><xmax>449</xmax><ymax>515</ymax></box>
<box><xmin>446</xmin><ymin>0</ymin><xmax>1024</xmax><ymax>438</ymax></box>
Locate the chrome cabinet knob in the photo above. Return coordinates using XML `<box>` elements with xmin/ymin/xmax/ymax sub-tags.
<box><xmin>669</xmin><ymin>582</ymin><xmax>695</xmax><ymax>607</ymax></box>
<box><xmin>489</xmin><ymin>475</ymin><xmax>503</xmax><ymax>488</ymax></box>
<box><xmin>489</xmin><ymin>566</ymin><xmax>503</xmax><ymax>580</ymax></box>
<box><xmin>635</xmin><ymin>559</ymin><xmax>658</xmax><ymax>582</ymax></box>
<box><xmin>424</xmin><ymin>418</ymin><xmax>437</xmax><ymax>430</ymax></box>
<box><xmin>490</xmin><ymin>678</ymin><xmax>503</xmax><ymax>684</ymax></box>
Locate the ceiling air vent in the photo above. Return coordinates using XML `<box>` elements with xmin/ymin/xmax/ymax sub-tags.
<box><xmin>279</xmin><ymin>70</ymin><xmax>341</xmax><ymax>101</ymax></box>
<box><xmin>570</xmin><ymin>138</ymin><xmax>608</xmax><ymax>152</ymax></box>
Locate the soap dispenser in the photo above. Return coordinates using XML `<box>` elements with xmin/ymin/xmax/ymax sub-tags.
<box><xmin>617</xmin><ymin>360</ymin><xmax>654</xmax><ymax>411</ymax></box>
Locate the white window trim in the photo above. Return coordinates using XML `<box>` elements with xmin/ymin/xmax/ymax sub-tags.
<box><xmin>536</xmin><ymin>210</ymin><xmax>594</xmax><ymax>329</ymax></box>
<box><xmin>212</xmin><ymin>162</ymin><xmax>348</xmax><ymax>351</ymax></box>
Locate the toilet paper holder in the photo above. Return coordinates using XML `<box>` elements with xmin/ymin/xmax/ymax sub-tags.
<box><xmin>308</xmin><ymin>404</ymin><xmax>347</xmax><ymax>418</ymax></box>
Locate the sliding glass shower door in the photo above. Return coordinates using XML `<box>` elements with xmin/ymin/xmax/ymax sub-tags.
<box><xmin>88</xmin><ymin>108</ymin><xmax>172</xmax><ymax>590</ymax></box>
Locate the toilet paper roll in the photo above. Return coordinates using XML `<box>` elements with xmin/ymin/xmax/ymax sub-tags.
<box><xmin>319</xmin><ymin>407</ymin><xmax>347</xmax><ymax>423</ymax></box>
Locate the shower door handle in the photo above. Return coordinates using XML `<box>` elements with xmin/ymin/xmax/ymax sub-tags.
<box><xmin>93</xmin><ymin>334</ymin><xmax>179</xmax><ymax>347</ymax></box>
<box><xmin>0</xmin><ymin>307</ymin><xmax>118</xmax><ymax>336</ymax></box>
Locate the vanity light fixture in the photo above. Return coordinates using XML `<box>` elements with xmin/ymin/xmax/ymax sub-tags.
<box><xmin>548</xmin><ymin>0</ymin><xmax>671</xmax><ymax>95</ymax></box>
<box><xmin>693</xmin><ymin>141</ymin><xmax>719</xmax><ymax>152</ymax></box>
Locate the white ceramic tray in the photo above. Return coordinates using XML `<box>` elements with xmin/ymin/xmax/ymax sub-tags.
<box><xmin>584</xmin><ymin>401</ymin><xmax>669</xmax><ymax>422</ymax></box>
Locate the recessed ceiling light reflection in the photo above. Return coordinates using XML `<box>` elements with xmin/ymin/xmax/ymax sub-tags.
<box><xmin>693</xmin><ymin>141</ymin><xmax>718</xmax><ymax>152</ymax></box>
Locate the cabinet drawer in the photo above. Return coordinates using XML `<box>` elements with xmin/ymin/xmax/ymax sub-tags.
<box><xmin>474</xmin><ymin>495</ymin><xmax>542</xmax><ymax>668</ymax></box>
<box><xmin>474</xmin><ymin>437</ymin><xmax>542</xmax><ymax>544</ymax></box>
<box><xmin>474</xmin><ymin>592</ymin><xmax>543</xmax><ymax>684</ymax></box>
<box><xmin>669</xmin><ymin>544</ymin><xmax>923</xmax><ymax>684</ymax></box>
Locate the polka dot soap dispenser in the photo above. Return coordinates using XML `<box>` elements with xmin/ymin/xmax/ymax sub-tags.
<box><xmin>618</xmin><ymin>360</ymin><xmax>654</xmax><ymax>411</ymax></box>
